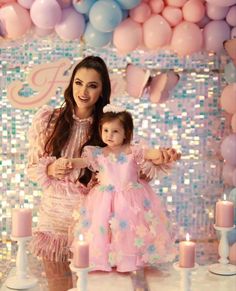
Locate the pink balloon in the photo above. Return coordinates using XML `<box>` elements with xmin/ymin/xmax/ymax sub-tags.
<box><xmin>182</xmin><ymin>0</ymin><xmax>205</xmax><ymax>23</ymax></box>
<box><xmin>226</xmin><ymin>6</ymin><xmax>236</xmax><ymax>27</ymax></box>
<box><xmin>206</xmin><ymin>3</ymin><xmax>229</xmax><ymax>20</ymax></box>
<box><xmin>30</xmin><ymin>0</ymin><xmax>62</xmax><ymax>29</ymax></box>
<box><xmin>221</xmin><ymin>133</ymin><xmax>236</xmax><ymax>166</ymax></box>
<box><xmin>143</xmin><ymin>15</ymin><xmax>172</xmax><ymax>49</ymax></box>
<box><xmin>197</xmin><ymin>15</ymin><xmax>211</xmax><ymax>29</ymax></box>
<box><xmin>165</xmin><ymin>0</ymin><xmax>188</xmax><ymax>8</ymax></box>
<box><xmin>57</xmin><ymin>0</ymin><xmax>72</xmax><ymax>8</ymax></box>
<box><xmin>171</xmin><ymin>21</ymin><xmax>203</xmax><ymax>56</ymax></box>
<box><xmin>0</xmin><ymin>0</ymin><xmax>16</xmax><ymax>8</ymax></box>
<box><xmin>17</xmin><ymin>0</ymin><xmax>34</xmax><ymax>9</ymax></box>
<box><xmin>233</xmin><ymin>168</ymin><xmax>236</xmax><ymax>186</ymax></box>
<box><xmin>222</xmin><ymin>163</ymin><xmax>235</xmax><ymax>185</ymax></box>
<box><xmin>162</xmin><ymin>6</ymin><xmax>183</xmax><ymax>27</ymax></box>
<box><xmin>55</xmin><ymin>8</ymin><xmax>85</xmax><ymax>41</ymax></box>
<box><xmin>220</xmin><ymin>84</ymin><xmax>236</xmax><ymax>114</ymax></box>
<box><xmin>113</xmin><ymin>18</ymin><xmax>142</xmax><ymax>54</ymax></box>
<box><xmin>203</xmin><ymin>20</ymin><xmax>230</xmax><ymax>53</ymax></box>
<box><xmin>205</xmin><ymin>0</ymin><xmax>236</xmax><ymax>7</ymax></box>
<box><xmin>129</xmin><ymin>2</ymin><xmax>151</xmax><ymax>23</ymax></box>
<box><xmin>34</xmin><ymin>25</ymin><xmax>54</xmax><ymax>37</ymax></box>
<box><xmin>0</xmin><ymin>2</ymin><xmax>31</xmax><ymax>38</ymax></box>
<box><xmin>231</xmin><ymin>27</ymin><xmax>236</xmax><ymax>39</ymax></box>
<box><xmin>149</xmin><ymin>0</ymin><xmax>164</xmax><ymax>13</ymax></box>
<box><xmin>232</xmin><ymin>113</ymin><xmax>236</xmax><ymax>133</ymax></box>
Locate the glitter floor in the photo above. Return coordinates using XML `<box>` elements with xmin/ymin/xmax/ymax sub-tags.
<box><xmin>0</xmin><ymin>241</ymin><xmax>235</xmax><ymax>291</ymax></box>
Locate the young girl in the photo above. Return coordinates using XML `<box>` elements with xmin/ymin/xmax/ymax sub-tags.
<box><xmin>70</xmin><ymin>104</ymin><xmax>181</xmax><ymax>272</ymax></box>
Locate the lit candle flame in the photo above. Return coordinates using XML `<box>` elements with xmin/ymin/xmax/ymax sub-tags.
<box><xmin>223</xmin><ymin>194</ymin><xmax>226</xmax><ymax>201</ymax></box>
<box><xmin>186</xmin><ymin>233</ymin><xmax>190</xmax><ymax>241</ymax></box>
<box><xmin>79</xmin><ymin>234</ymin><xmax>84</xmax><ymax>241</ymax></box>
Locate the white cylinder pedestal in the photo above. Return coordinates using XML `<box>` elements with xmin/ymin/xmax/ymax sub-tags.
<box><xmin>6</xmin><ymin>236</ymin><xmax>38</xmax><ymax>289</ymax></box>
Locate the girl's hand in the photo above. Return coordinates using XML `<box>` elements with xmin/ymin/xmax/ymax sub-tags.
<box><xmin>47</xmin><ymin>157</ymin><xmax>73</xmax><ymax>179</ymax></box>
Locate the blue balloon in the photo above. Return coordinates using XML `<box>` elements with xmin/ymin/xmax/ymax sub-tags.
<box><xmin>89</xmin><ymin>0</ymin><xmax>122</xmax><ymax>32</ymax></box>
<box><xmin>224</xmin><ymin>61</ymin><xmax>236</xmax><ymax>84</ymax></box>
<box><xmin>72</xmin><ymin>0</ymin><xmax>96</xmax><ymax>14</ymax></box>
<box><xmin>84</xmin><ymin>22</ymin><xmax>113</xmax><ymax>48</ymax></box>
<box><xmin>115</xmin><ymin>0</ymin><xmax>141</xmax><ymax>9</ymax></box>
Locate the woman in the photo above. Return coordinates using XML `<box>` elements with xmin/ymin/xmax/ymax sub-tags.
<box><xmin>27</xmin><ymin>56</ymin><xmax>111</xmax><ymax>290</ymax></box>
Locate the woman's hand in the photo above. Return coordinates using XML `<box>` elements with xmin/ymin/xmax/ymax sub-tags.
<box><xmin>152</xmin><ymin>148</ymin><xmax>181</xmax><ymax>165</ymax></box>
<box><xmin>47</xmin><ymin>157</ymin><xmax>73</xmax><ymax>179</ymax></box>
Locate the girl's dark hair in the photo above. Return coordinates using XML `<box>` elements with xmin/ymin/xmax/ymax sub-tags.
<box><xmin>44</xmin><ymin>55</ymin><xmax>111</xmax><ymax>185</ymax></box>
<box><xmin>99</xmin><ymin>111</ymin><xmax>134</xmax><ymax>145</ymax></box>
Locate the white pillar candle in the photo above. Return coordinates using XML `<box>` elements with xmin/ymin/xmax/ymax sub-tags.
<box><xmin>11</xmin><ymin>208</ymin><xmax>32</xmax><ymax>237</ymax></box>
<box><xmin>215</xmin><ymin>194</ymin><xmax>234</xmax><ymax>227</ymax></box>
<box><xmin>179</xmin><ymin>233</ymin><xmax>196</xmax><ymax>268</ymax></box>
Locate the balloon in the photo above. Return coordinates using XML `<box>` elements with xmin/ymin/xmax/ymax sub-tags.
<box><xmin>206</xmin><ymin>3</ymin><xmax>229</xmax><ymax>20</ymax></box>
<box><xmin>162</xmin><ymin>7</ymin><xmax>183</xmax><ymax>27</ymax></box>
<box><xmin>57</xmin><ymin>0</ymin><xmax>72</xmax><ymax>8</ymax></box>
<box><xmin>129</xmin><ymin>2</ymin><xmax>151</xmax><ymax>24</ymax></box>
<box><xmin>220</xmin><ymin>84</ymin><xmax>236</xmax><ymax>114</ymax></box>
<box><xmin>30</xmin><ymin>0</ymin><xmax>62</xmax><ymax>29</ymax></box>
<box><xmin>222</xmin><ymin>163</ymin><xmax>235</xmax><ymax>186</ymax></box>
<box><xmin>0</xmin><ymin>0</ymin><xmax>16</xmax><ymax>8</ymax></box>
<box><xmin>89</xmin><ymin>0</ymin><xmax>122</xmax><ymax>32</ymax></box>
<box><xmin>83</xmin><ymin>22</ymin><xmax>112</xmax><ymax>47</ymax></box>
<box><xmin>232</xmin><ymin>27</ymin><xmax>236</xmax><ymax>39</ymax></box>
<box><xmin>165</xmin><ymin>0</ymin><xmax>188</xmax><ymax>7</ymax></box>
<box><xmin>115</xmin><ymin>0</ymin><xmax>141</xmax><ymax>10</ymax></box>
<box><xmin>203</xmin><ymin>20</ymin><xmax>230</xmax><ymax>53</ymax></box>
<box><xmin>34</xmin><ymin>26</ymin><xmax>54</xmax><ymax>37</ymax></box>
<box><xmin>55</xmin><ymin>7</ymin><xmax>85</xmax><ymax>40</ymax></box>
<box><xmin>205</xmin><ymin>0</ymin><xmax>236</xmax><ymax>7</ymax></box>
<box><xmin>233</xmin><ymin>168</ymin><xmax>236</xmax><ymax>187</ymax></box>
<box><xmin>72</xmin><ymin>0</ymin><xmax>96</xmax><ymax>14</ymax></box>
<box><xmin>0</xmin><ymin>2</ymin><xmax>31</xmax><ymax>39</ymax></box>
<box><xmin>149</xmin><ymin>0</ymin><xmax>164</xmax><ymax>14</ymax></box>
<box><xmin>232</xmin><ymin>113</ymin><xmax>236</xmax><ymax>133</ymax></box>
<box><xmin>224</xmin><ymin>61</ymin><xmax>236</xmax><ymax>84</ymax></box>
<box><xmin>220</xmin><ymin>133</ymin><xmax>236</xmax><ymax>166</ymax></box>
<box><xmin>182</xmin><ymin>0</ymin><xmax>205</xmax><ymax>23</ymax></box>
<box><xmin>143</xmin><ymin>15</ymin><xmax>172</xmax><ymax>49</ymax></box>
<box><xmin>125</xmin><ymin>64</ymin><xmax>150</xmax><ymax>98</ymax></box>
<box><xmin>17</xmin><ymin>0</ymin><xmax>34</xmax><ymax>9</ymax></box>
<box><xmin>171</xmin><ymin>21</ymin><xmax>203</xmax><ymax>56</ymax></box>
<box><xmin>197</xmin><ymin>15</ymin><xmax>211</xmax><ymax>29</ymax></box>
<box><xmin>113</xmin><ymin>18</ymin><xmax>142</xmax><ymax>54</ymax></box>
<box><xmin>226</xmin><ymin>6</ymin><xmax>236</xmax><ymax>27</ymax></box>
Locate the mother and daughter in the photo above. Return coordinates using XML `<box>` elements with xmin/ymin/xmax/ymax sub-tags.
<box><xmin>27</xmin><ymin>56</ymin><xmax>180</xmax><ymax>289</ymax></box>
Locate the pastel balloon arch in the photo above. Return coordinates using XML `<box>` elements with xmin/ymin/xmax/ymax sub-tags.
<box><xmin>0</xmin><ymin>0</ymin><xmax>236</xmax><ymax>56</ymax></box>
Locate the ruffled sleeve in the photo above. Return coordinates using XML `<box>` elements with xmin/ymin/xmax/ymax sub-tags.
<box><xmin>27</xmin><ymin>105</ymin><xmax>55</xmax><ymax>183</ymax></box>
<box><xmin>81</xmin><ymin>146</ymin><xmax>101</xmax><ymax>172</ymax></box>
<box><xmin>132</xmin><ymin>144</ymin><xmax>172</xmax><ymax>180</ymax></box>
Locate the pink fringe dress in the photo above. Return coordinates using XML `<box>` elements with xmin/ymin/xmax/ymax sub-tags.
<box><xmin>27</xmin><ymin>105</ymin><xmax>93</xmax><ymax>262</ymax></box>
<box><xmin>73</xmin><ymin>145</ymin><xmax>177</xmax><ymax>272</ymax></box>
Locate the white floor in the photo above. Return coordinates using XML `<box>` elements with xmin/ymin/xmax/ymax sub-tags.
<box><xmin>1</xmin><ymin>264</ymin><xmax>236</xmax><ymax>291</ymax></box>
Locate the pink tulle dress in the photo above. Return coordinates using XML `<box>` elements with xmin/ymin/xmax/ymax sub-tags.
<box><xmin>73</xmin><ymin>145</ymin><xmax>177</xmax><ymax>272</ymax></box>
<box><xmin>27</xmin><ymin>105</ymin><xmax>93</xmax><ymax>262</ymax></box>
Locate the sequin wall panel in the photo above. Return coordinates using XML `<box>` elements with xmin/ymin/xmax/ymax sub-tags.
<box><xmin>0</xmin><ymin>39</ymin><xmax>229</xmax><ymax>242</ymax></box>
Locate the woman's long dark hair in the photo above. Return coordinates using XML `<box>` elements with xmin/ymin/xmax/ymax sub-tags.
<box><xmin>44</xmin><ymin>56</ymin><xmax>111</xmax><ymax>185</ymax></box>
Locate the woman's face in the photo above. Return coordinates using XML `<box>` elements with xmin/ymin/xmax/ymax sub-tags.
<box><xmin>73</xmin><ymin>68</ymin><xmax>102</xmax><ymax>117</ymax></box>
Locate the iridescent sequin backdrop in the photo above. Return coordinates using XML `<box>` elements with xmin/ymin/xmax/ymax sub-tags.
<box><xmin>0</xmin><ymin>38</ymin><xmax>230</xmax><ymax>248</ymax></box>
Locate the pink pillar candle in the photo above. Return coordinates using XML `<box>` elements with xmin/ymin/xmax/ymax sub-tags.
<box><xmin>11</xmin><ymin>208</ymin><xmax>32</xmax><ymax>237</ymax></box>
<box><xmin>179</xmin><ymin>234</ymin><xmax>196</xmax><ymax>268</ymax></box>
<box><xmin>215</xmin><ymin>199</ymin><xmax>234</xmax><ymax>227</ymax></box>
<box><xmin>73</xmin><ymin>235</ymin><xmax>89</xmax><ymax>268</ymax></box>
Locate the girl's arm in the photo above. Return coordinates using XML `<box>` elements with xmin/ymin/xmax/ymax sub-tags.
<box><xmin>70</xmin><ymin>157</ymin><xmax>88</xmax><ymax>169</ymax></box>
<box><xmin>144</xmin><ymin>148</ymin><xmax>181</xmax><ymax>165</ymax></box>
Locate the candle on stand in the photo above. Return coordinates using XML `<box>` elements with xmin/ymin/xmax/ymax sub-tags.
<box><xmin>215</xmin><ymin>194</ymin><xmax>234</xmax><ymax>228</ymax></box>
<box><xmin>73</xmin><ymin>234</ymin><xmax>89</xmax><ymax>268</ymax></box>
<box><xmin>11</xmin><ymin>208</ymin><xmax>32</xmax><ymax>237</ymax></box>
<box><xmin>179</xmin><ymin>233</ymin><xmax>196</xmax><ymax>268</ymax></box>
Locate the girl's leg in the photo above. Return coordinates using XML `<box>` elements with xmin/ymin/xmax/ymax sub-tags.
<box><xmin>42</xmin><ymin>259</ymin><xmax>73</xmax><ymax>291</ymax></box>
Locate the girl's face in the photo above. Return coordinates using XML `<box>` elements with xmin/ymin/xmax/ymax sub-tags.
<box><xmin>73</xmin><ymin>68</ymin><xmax>102</xmax><ymax>116</ymax></box>
<box><xmin>101</xmin><ymin>119</ymin><xmax>126</xmax><ymax>148</ymax></box>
